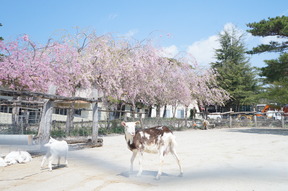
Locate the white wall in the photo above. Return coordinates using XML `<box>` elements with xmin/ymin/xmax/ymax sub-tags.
<box><xmin>150</xmin><ymin>100</ymin><xmax>199</xmax><ymax>118</ymax></box>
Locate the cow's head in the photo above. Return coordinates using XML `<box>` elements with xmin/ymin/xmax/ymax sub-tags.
<box><xmin>121</xmin><ymin>121</ymin><xmax>140</xmax><ymax>144</ymax></box>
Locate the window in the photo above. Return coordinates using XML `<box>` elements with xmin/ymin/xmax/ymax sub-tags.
<box><xmin>28</xmin><ymin>109</ymin><xmax>41</xmax><ymax>124</ymax></box>
<box><xmin>54</xmin><ymin>108</ymin><xmax>83</xmax><ymax>117</ymax></box>
<box><xmin>74</xmin><ymin>109</ymin><xmax>82</xmax><ymax>116</ymax></box>
<box><xmin>54</xmin><ymin>108</ymin><xmax>67</xmax><ymax>115</ymax></box>
<box><xmin>0</xmin><ymin>105</ymin><xmax>12</xmax><ymax>113</ymax></box>
<box><xmin>177</xmin><ymin>109</ymin><xmax>185</xmax><ymax>119</ymax></box>
<box><xmin>164</xmin><ymin>109</ymin><xmax>171</xmax><ymax>118</ymax></box>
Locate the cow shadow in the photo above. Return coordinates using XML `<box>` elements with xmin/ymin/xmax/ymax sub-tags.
<box><xmin>118</xmin><ymin>170</ymin><xmax>172</xmax><ymax>179</ymax></box>
<box><xmin>41</xmin><ymin>164</ymin><xmax>67</xmax><ymax>171</ymax></box>
<box><xmin>52</xmin><ymin>164</ymin><xmax>68</xmax><ymax>170</ymax></box>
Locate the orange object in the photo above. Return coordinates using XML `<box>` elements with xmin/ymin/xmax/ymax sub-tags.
<box><xmin>283</xmin><ymin>104</ymin><xmax>288</xmax><ymax>116</ymax></box>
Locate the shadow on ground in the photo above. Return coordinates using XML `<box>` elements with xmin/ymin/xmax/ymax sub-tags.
<box><xmin>228</xmin><ymin>128</ymin><xmax>288</xmax><ymax>136</ymax></box>
<box><xmin>118</xmin><ymin>170</ymin><xmax>172</xmax><ymax>179</ymax></box>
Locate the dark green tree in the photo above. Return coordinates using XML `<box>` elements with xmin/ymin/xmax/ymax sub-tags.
<box><xmin>262</xmin><ymin>53</ymin><xmax>288</xmax><ymax>83</ymax></box>
<box><xmin>261</xmin><ymin>53</ymin><xmax>288</xmax><ymax>104</ymax></box>
<box><xmin>211</xmin><ymin>27</ymin><xmax>259</xmax><ymax>111</ymax></box>
<box><xmin>247</xmin><ymin>16</ymin><xmax>288</xmax><ymax>104</ymax></box>
<box><xmin>247</xmin><ymin>16</ymin><xmax>288</xmax><ymax>54</ymax></box>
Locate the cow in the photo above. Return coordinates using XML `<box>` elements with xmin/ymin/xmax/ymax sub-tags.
<box><xmin>121</xmin><ymin>121</ymin><xmax>183</xmax><ymax>180</ymax></box>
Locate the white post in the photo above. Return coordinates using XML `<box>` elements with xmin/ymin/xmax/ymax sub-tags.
<box><xmin>229</xmin><ymin>108</ymin><xmax>233</xmax><ymax>128</ymax></box>
<box><xmin>38</xmin><ymin>99</ymin><xmax>54</xmax><ymax>146</ymax></box>
<box><xmin>254</xmin><ymin>108</ymin><xmax>257</xmax><ymax>128</ymax></box>
<box><xmin>91</xmin><ymin>89</ymin><xmax>98</xmax><ymax>144</ymax></box>
<box><xmin>38</xmin><ymin>85</ymin><xmax>57</xmax><ymax>146</ymax></box>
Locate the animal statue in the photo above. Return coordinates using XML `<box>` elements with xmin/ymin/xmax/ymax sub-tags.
<box><xmin>41</xmin><ymin>137</ymin><xmax>68</xmax><ymax>171</ymax></box>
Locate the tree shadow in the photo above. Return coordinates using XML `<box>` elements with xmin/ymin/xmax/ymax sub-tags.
<box><xmin>229</xmin><ymin>128</ymin><xmax>288</xmax><ymax>136</ymax></box>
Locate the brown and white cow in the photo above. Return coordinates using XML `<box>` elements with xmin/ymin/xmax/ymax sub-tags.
<box><xmin>121</xmin><ymin>121</ymin><xmax>183</xmax><ymax>180</ymax></box>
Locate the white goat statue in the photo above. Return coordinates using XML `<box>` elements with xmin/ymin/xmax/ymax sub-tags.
<box><xmin>4</xmin><ymin>151</ymin><xmax>32</xmax><ymax>165</ymax></box>
<box><xmin>121</xmin><ymin>121</ymin><xmax>183</xmax><ymax>180</ymax></box>
<box><xmin>41</xmin><ymin>137</ymin><xmax>68</xmax><ymax>171</ymax></box>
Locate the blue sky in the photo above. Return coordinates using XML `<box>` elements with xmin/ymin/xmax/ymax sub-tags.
<box><xmin>1</xmin><ymin>0</ymin><xmax>288</xmax><ymax>68</ymax></box>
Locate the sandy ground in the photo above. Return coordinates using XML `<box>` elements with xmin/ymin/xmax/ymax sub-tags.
<box><xmin>0</xmin><ymin>127</ymin><xmax>288</xmax><ymax>191</ymax></box>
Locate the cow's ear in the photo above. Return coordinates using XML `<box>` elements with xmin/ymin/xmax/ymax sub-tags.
<box><xmin>121</xmin><ymin>121</ymin><xmax>126</xmax><ymax>127</ymax></box>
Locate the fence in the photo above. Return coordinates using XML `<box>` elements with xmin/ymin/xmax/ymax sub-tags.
<box><xmin>1</xmin><ymin>109</ymin><xmax>287</xmax><ymax>136</ymax></box>
<box><xmin>206</xmin><ymin>111</ymin><xmax>288</xmax><ymax>129</ymax></box>
<box><xmin>1</xmin><ymin>89</ymin><xmax>288</xmax><ymax>140</ymax></box>
<box><xmin>42</xmin><ymin>111</ymin><xmax>288</xmax><ymax>137</ymax></box>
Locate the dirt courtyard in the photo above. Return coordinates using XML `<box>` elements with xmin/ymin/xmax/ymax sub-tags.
<box><xmin>0</xmin><ymin>127</ymin><xmax>288</xmax><ymax>191</ymax></box>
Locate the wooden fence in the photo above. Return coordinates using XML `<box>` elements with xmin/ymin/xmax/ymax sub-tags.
<box><xmin>1</xmin><ymin>89</ymin><xmax>287</xmax><ymax>146</ymax></box>
<box><xmin>206</xmin><ymin>110</ymin><xmax>287</xmax><ymax>128</ymax></box>
<box><xmin>0</xmin><ymin>89</ymin><xmax>99</xmax><ymax>145</ymax></box>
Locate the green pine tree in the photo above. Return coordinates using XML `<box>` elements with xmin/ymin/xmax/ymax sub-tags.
<box><xmin>247</xmin><ymin>16</ymin><xmax>288</xmax><ymax>105</ymax></box>
<box><xmin>247</xmin><ymin>16</ymin><xmax>288</xmax><ymax>54</ymax></box>
<box><xmin>211</xmin><ymin>27</ymin><xmax>259</xmax><ymax>111</ymax></box>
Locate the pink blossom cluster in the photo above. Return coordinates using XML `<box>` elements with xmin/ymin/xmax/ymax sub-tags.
<box><xmin>0</xmin><ymin>35</ymin><xmax>90</xmax><ymax>96</ymax></box>
<box><xmin>0</xmin><ymin>33</ymin><xmax>230</xmax><ymax>106</ymax></box>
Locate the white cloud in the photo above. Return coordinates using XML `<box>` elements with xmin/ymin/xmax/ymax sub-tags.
<box><xmin>223</xmin><ymin>22</ymin><xmax>235</xmax><ymax>33</ymax></box>
<box><xmin>260</xmin><ymin>36</ymin><xmax>284</xmax><ymax>44</ymax></box>
<box><xmin>186</xmin><ymin>35</ymin><xmax>220</xmax><ymax>66</ymax></box>
<box><xmin>186</xmin><ymin>23</ymin><xmax>249</xmax><ymax>67</ymax></box>
<box><xmin>160</xmin><ymin>45</ymin><xmax>179</xmax><ymax>58</ymax></box>
<box><xmin>108</xmin><ymin>14</ymin><xmax>118</xmax><ymax>20</ymax></box>
<box><xmin>222</xmin><ymin>23</ymin><xmax>246</xmax><ymax>38</ymax></box>
<box><xmin>123</xmin><ymin>29</ymin><xmax>138</xmax><ymax>38</ymax></box>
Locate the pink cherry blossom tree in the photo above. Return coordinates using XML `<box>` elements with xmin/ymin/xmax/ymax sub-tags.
<box><xmin>0</xmin><ymin>35</ymin><xmax>54</xmax><ymax>135</ymax></box>
<box><xmin>0</xmin><ymin>34</ymin><xmax>91</xmax><ymax>137</ymax></box>
<box><xmin>0</xmin><ymin>31</ymin><xmax>230</xmax><ymax>128</ymax></box>
<box><xmin>0</xmin><ymin>35</ymin><xmax>53</xmax><ymax>92</ymax></box>
<box><xmin>0</xmin><ymin>35</ymin><xmax>90</xmax><ymax>96</ymax></box>
<box><xmin>82</xmin><ymin>33</ymin><xmax>230</xmax><ymax>118</ymax></box>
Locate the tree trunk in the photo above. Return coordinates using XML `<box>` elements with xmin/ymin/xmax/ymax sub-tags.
<box><xmin>162</xmin><ymin>105</ymin><xmax>167</xmax><ymax>118</ymax></box>
<box><xmin>184</xmin><ymin>106</ymin><xmax>188</xmax><ymax>128</ymax></box>
<box><xmin>172</xmin><ymin>105</ymin><xmax>177</xmax><ymax>118</ymax></box>
<box><xmin>148</xmin><ymin>106</ymin><xmax>152</xmax><ymax>118</ymax></box>
<box><xmin>11</xmin><ymin>96</ymin><xmax>21</xmax><ymax>133</ymax></box>
<box><xmin>92</xmin><ymin>102</ymin><xmax>98</xmax><ymax>144</ymax></box>
<box><xmin>115</xmin><ymin>102</ymin><xmax>125</xmax><ymax>119</ymax></box>
<box><xmin>156</xmin><ymin>105</ymin><xmax>161</xmax><ymax>119</ymax></box>
<box><xmin>131</xmin><ymin>104</ymin><xmax>136</xmax><ymax>120</ymax></box>
<box><xmin>65</xmin><ymin>102</ymin><xmax>75</xmax><ymax>136</ymax></box>
<box><xmin>91</xmin><ymin>89</ymin><xmax>99</xmax><ymax>145</ymax></box>
<box><xmin>37</xmin><ymin>99</ymin><xmax>54</xmax><ymax>145</ymax></box>
<box><xmin>119</xmin><ymin>103</ymin><xmax>125</xmax><ymax>119</ymax></box>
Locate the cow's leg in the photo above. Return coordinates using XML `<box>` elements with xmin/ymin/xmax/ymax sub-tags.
<box><xmin>137</xmin><ymin>151</ymin><xmax>143</xmax><ymax>177</ymax></box>
<box><xmin>130</xmin><ymin>150</ymin><xmax>137</xmax><ymax>173</ymax></box>
<box><xmin>156</xmin><ymin>148</ymin><xmax>165</xmax><ymax>180</ymax></box>
<box><xmin>171</xmin><ymin>147</ymin><xmax>183</xmax><ymax>177</ymax></box>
